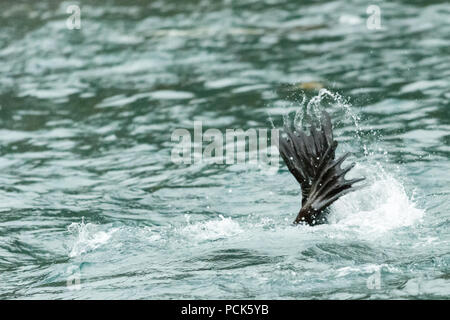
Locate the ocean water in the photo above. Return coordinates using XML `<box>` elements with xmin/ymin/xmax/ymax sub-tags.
<box><xmin>0</xmin><ymin>0</ymin><xmax>449</xmax><ymax>299</ymax></box>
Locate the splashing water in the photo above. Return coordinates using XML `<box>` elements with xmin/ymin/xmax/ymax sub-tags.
<box><xmin>67</xmin><ymin>217</ymin><xmax>118</xmax><ymax>258</ymax></box>
<box><xmin>329</xmin><ymin>165</ymin><xmax>424</xmax><ymax>235</ymax></box>
<box><xmin>276</xmin><ymin>89</ymin><xmax>425</xmax><ymax>234</ymax></box>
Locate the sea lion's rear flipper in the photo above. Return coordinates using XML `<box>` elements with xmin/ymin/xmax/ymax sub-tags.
<box><xmin>278</xmin><ymin>111</ymin><xmax>364</xmax><ymax>225</ymax></box>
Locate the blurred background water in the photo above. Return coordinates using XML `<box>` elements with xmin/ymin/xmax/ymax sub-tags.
<box><xmin>0</xmin><ymin>0</ymin><xmax>449</xmax><ymax>299</ymax></box>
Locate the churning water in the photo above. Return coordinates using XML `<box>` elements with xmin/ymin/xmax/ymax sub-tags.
<box><xmin>0</xmin><ymin>0</ymin><xmax>449</xmax><ymax>299</ymax></box>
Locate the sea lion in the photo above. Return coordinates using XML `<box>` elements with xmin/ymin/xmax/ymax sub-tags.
<box><xmin>278</xmin><ymin>110</ymin><xmax>365</xmax><ymax>225</ymax></box>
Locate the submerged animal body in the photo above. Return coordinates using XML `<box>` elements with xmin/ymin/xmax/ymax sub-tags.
<box><xmin>278</xmin><ymin>111</ymin><xmax>365</xmax><ymax>225</ymax></box>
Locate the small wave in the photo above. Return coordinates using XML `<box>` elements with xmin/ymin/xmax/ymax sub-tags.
<box><xmin>392</xmin><ymin>277</ymin><xmax>450</xmax><ymax>298</ymax></box>
<box><xmin>178</xmin><ymin>215</ymin><xmax>243</xmax><ymax>242</ymax></box>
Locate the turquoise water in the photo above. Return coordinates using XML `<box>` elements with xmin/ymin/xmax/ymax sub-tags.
<box><xmin>0</xmin><ymin>0</ymin><xmax>449</xmax><ymax>299</ymax></box>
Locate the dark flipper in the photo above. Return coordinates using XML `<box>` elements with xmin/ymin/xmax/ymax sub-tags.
<box><xmin>278</xmin><ymin>110</ymin><xmax>364</xmax><ymax>225</ymax></box>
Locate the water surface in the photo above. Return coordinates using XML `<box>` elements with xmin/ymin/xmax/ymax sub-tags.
<box><xmin>0</xmin><ymin>0</ymin><xmax>449</xmax><ymax>299</ymax></box>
